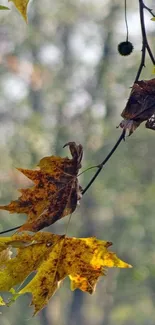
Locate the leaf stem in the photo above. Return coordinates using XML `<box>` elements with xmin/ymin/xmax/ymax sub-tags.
<box><xmin>124</xmin><ymin>0</ymin><xmax>129</xmax><ymax>42</ymax></box>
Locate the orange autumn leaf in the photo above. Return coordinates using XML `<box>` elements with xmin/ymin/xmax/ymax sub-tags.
<box><xmin>119</xmin><ymin>78</ymin><xmax>155</xmax><ymax>135</ymax></box>
<box><xmin>0</xmin><ymin>142</ymin><xmax>83</xmax><ymax>232</ymax></box>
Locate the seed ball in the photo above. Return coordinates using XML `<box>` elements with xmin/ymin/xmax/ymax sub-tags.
<box><xmin>118</xmin><ymin>41</ymin><xmax>134</xmax><ymax>56</ymax></box>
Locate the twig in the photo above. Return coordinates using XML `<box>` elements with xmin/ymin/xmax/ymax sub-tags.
<box><xmin>82</xmin><ymin>129</ymin><xmax>126</xmax><ymax>195</ymax></box>
<box><xmin>143</xmin><ymin>3</ymin><xmax>155</xmax><ymax>17</ymax></box>
<box><xmin>135</xmin><ymin>0</ymin><xmax>155</xmax><ymax>83</ymax></box>
<box><xmin>0</xmin><ymin>225</ymin><xmax>21</xmax><ymax>235</ymax></box>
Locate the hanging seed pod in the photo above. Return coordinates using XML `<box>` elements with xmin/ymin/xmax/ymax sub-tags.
<box><xmin>118</xmin><ymin>41</ymin><xmax>134</xmax><ymax>56</ymax></box>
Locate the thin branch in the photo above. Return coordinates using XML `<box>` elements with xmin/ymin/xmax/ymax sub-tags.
<box><xmin>82</xmin><ymin>129</ymin><xmax>126</xmax><ymax>195</ymax></box>
<box><xmin>146</xmin><ymin>42</ymin><xmax>155</xmax><ymax>65</ymax></box>
<box><xmin>135</xmin><ymin>43</ymin><xmax>146</xmax><ymax>83</ymax></box>
<box><xmin>0</xmin><ymin>225</ymin><xmax>21</xmax><ymax>235</ymax></box>
<box><xmin>141</xmin><ymin>0</ymin><xmax>155</xmax><ymax>65</ymax></box>
<box><xmin>135</xmin><ymin>0</ymin><xmax>155</xmax><ymax>83</ymax></box>
<box><xmin>143</xmin><ymin>4</ymin><xmax>155</xmax><ymax>17</ymax></box>
<box><xmin>135</xmin><ymin>0</ymin><xmax>147</xmax><ymax>82</ymax></box>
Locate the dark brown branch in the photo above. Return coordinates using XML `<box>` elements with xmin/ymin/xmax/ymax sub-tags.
<box><xmin>143</xmin><ymin>4</ymin><xmax>155</xmax><ymax>17</ymax></box>
<box><xmin>82</xmin><ymin>129</ymin><xmax>126</xmax><ymax>195</ymax></box>
<box><xmin>0</xmin><ymin>225</ymin><xmax>21</xmax><ymax>235</ymax></box>
<box><xmin>135</xmin><ymin>44</ymin><xmax>146</xmax><ymax>83</ymax></box>
<box><xmin>146</xmin><ymin>42</ymin><xmax>155</xmax><ymax>65</ymax></box>
<box><xmin>135</xmin><ymin>0</ymin><xmax>155</xmax><ymax>83</ymax></box>
<box><xmin>134</xmin><ymin>0</ymin><xmax>146</xmax><ymax>82</ymax></box>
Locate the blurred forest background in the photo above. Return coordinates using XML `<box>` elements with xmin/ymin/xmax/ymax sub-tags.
<box><xmin>0</xmin><ymin>0</ymin><xmax>155</xmax><ymax>324</ymax></box>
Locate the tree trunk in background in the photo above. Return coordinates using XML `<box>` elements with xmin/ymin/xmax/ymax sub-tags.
<box><xmin>28</xmin><ymin>2</ymin><xmax>44</xmax><ymax>113</ymax></box>
<box><xmin>54</xmin><ymin>24</ymin><xmax>73</xmax><ymax>154</ymax></box>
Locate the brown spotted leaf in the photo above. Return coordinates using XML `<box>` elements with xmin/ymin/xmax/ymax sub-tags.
<box><xmin>0</xmin><ymin>232</ymin><xmax>131</xmax><ymax>314</ymax></box>
<box><xmin>0</xmin><ymin>142</ymin><xmax>83</xmax><ymax>232</ymax></box>
<box><xmin>119</xmin><ymin>78</ymin><xmax>155</xmax><ymax>135</ymax></box>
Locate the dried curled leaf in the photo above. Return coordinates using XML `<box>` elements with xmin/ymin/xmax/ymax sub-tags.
<box><xmin>9</xmin><ymin>0</ymin><xmax>29</xmax><ymax>22</ymax></box>
<box><xmin>0</xmin><ymin>142</ymin><xmax>83</xmax><ymax>232</ymax></box>
<box><xmin>0</xmin><ymin>232</ymin><xmax>131</xmax><ymax>314</ymax></box>
<box><xmin>119</xmin><ymin>78</ymin><xmax>155</xmax><ymax>135</ymax></box>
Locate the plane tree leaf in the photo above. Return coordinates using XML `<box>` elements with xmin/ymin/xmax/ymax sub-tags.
<box><xmin>0</xmin><ymin>142</ymin><xmax>83</xmax><ymax>232</ymax></box>
<box><xmin>0</xmin><ymin>232</ymin><xmax>132</xmax><ymax>314</ymax></box>
<box><xmin>119</xmin><ymin>78</ymin><xmax>155</xmax><ymax>135</ymax></box>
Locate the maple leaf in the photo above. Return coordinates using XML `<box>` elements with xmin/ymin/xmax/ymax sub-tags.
<box><xmin>0</xmin><ymin>142</ymin><xmax>83</xmax><ymax>232</ymax></box>
<box><xmin>119</xmin><ymin>78</ymin><xmax>155</xmax><ymax>135</ymax></box>
<box><xmin>9</xmin><ymin>0</ymin><xmax>29</xmax><ymax>22</ymax></box>
<box><xmin>0</xmin><ymin>232</ymin><xmax>132</xmax><ymax>314</ymax></box>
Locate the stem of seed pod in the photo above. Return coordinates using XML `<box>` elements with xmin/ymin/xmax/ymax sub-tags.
<box><xmin>125</xmin><ymin>0</ymin><xmax>129</xmax><ymax>41</ymax></box>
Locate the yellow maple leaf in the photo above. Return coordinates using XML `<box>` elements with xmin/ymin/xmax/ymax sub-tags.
<box><xmin>9</xmin><ymin>0</ymin><xmax>29</xmax><ymax>22</ymax></box>
<box><xmin>0</xmin><ymin>142</ymin><xmax>83</xmax><ymax>232</ymax></box>
<box><xmin>0</xmin><ymin>232</ymin><xmax>132</xmax><ymax>314</ymax></box>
